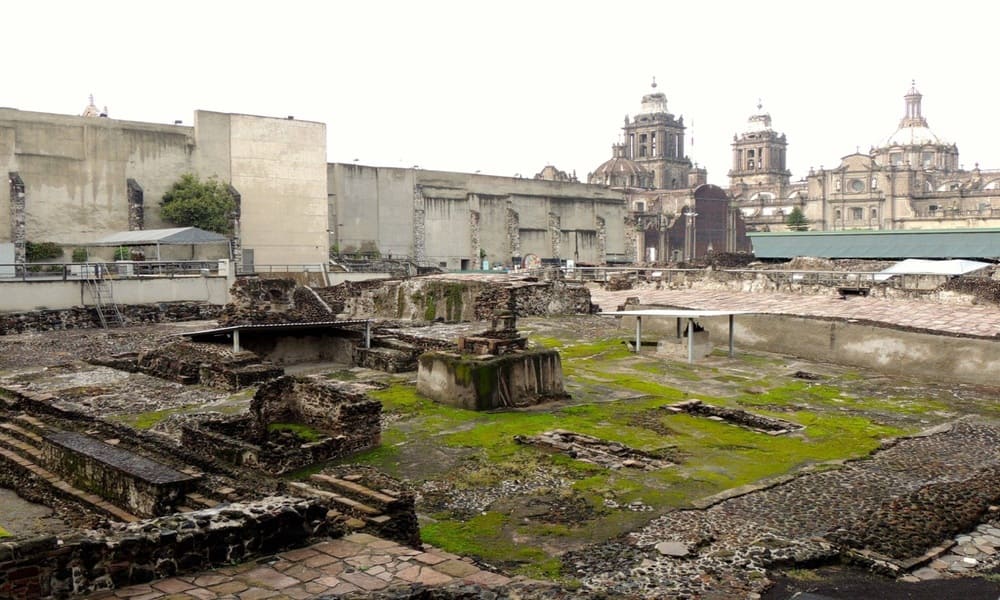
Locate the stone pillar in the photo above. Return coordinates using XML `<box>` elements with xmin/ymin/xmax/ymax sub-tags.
<box><xmin>470</xmin><ymin>209</ymin><xmax>481</xmax><ymax>266</ymax></box>
<box><xmin>505</xmin><ymin>203</ymin><xmax>521</xmax><ymax>264</ymax></box>
<box><xmin>413</xmin><ymin>185</ymin><xmax>426</xmax><ymax>263</ymax></box>
<box><xmin>548</xmin><ymin>212</ymin><xmax>561</xmax><ymax>260</ymax></box>
<box><xmin>126</xmin><ymin>178</ymin><xmax>144</xmax><ymax>231</ymax></box>
<box><xmin>8</xmin><ymin>172</ymin><xmax>26</xmax><ymax>271</ymax></box>
<box><xmin>227</xmin><ymin>185</ymin><xmax>243</xmax><ymax>273</ymax></box>
<box><xmin>595</xmin><ymin>215</ymin><xmax>607</xmax><ymax>264</ymax></box>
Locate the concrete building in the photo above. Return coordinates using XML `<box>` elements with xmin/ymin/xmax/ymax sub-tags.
<box><xmin>328</xmin><ymin>164</ymin><xmax>626</xmax><ymax>269</ymax></box>
<box><xmin>2</xmin><ymin>102</ymin><xmax>328</xmax><ymax>268</ymax></box>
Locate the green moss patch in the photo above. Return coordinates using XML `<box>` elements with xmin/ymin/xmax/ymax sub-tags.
<box><xmin>267</xmin><ymin>422</ymin><xmax>325</xmax><ymax>442</ymax></box>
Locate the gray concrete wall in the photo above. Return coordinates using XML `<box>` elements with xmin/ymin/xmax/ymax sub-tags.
<box><xmin>0</xmin><ymin>109</ymin><xmax>195</xmax><ymax>244</ymax></box>
<box><xmin>616</xmin><ymin>312</ymin><xmax>1000</xmax><ymax>387</ymax></box>
<box><xmin>328</xmin><ymin>163</ymin><xmax>626</xmax><ymax>270</ymax></box>
<box><xmin>199</xmin><ymin>112</ymin><xmax>328</xmax><ymax>267</ymax></box>
<box><xmin>0</xmin><ymin>277</ymin><xmax>229</xmax><ymax>312</ymax></box>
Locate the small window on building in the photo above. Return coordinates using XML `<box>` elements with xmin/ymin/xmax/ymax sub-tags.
<box><xmin>851</xmin><ymin>207</ymin><xmax>864</xmax><ymax>220</ymax></box>
<box><xmin>651</xmin><ymin>132</ymin><xmax>656</xmax><ymax>157</ymax></box>
<box><xmin>891</xmin><ymin>153</ymin><xmax>903</xmax><ymax>165</ymax></box>
<box><xmin>747</xmin><ymin>159</ymin><xmax>755</xmax><ymax>169</ymax></box>
<box><xmin>834</xmin><ymin>179</ymin><xmax>842</xmax><ymax>191</ymax></box>
<box><xmin>635</xmin><ymin>201</ymin><xmax>646</xmax><ymax>212</ymax></box>
<box><xmin>639</xmin><ymin>146</ymin><xmax>647</xmax><ymax>157</ymax></box>
<box><xmin>835</xmin><ymin>209</ymin><xmax>842</xmax><ymax>220</ymax></box>
<box><xmin>922</xmin><ymin>152</ymin><xmax>933</xmax><ymax>167</ymax></box>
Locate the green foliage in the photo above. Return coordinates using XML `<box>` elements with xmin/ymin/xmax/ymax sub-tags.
<box><xmin>0</xmin><ymin>525</ymin><xmax>9</xmax><ymax>538</ymax></box>
<box><xmin>113</xmin><ymin>246</ymin><xmax>130</xmax><ymax>261</ymax></box>
<box><xmin>25</xmin><ymin>241</ymin><xmax>63</xmax><ymax>262</ymax></box>
<box><xmin>268</xmin><ymin>422</ymin><xmax>324</xmax><ymax>442</ymax></box>
<box><xmin>71</xmin><ymin>248</ymin><xmax>88</xmax><ymax>262</ymax></box>
<box><xmin>329</xmin><ymin>244</ymin><xmax>340</xmax><ymax>258</ymax></box>
<box><xmin>160</xmin><ymin>173</ymin><xmax>236</xmax><ymax>235</ymax></box>
<box><xmin>785</xmin><ymin>206</ymin><xmax>809</xmax><ymax>231</ymax></box>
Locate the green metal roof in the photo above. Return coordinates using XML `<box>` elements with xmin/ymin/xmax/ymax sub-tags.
<box><xmin>749</xmin><ymin>229</ymin><xmax>1000</xmax><ymax>259</ymax></box>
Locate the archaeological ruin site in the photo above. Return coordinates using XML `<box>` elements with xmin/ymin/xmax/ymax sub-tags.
<box><xmin>2</xmin><ymin>260</ymin><xmax>1000</xmax><ymax>600</ymax></box>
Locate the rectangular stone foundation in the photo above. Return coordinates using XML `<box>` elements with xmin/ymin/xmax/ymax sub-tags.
<box><xmin>416</xmin><ymin>349</ymin><xmax>567</xmax><ymax>410</ymax></box>
<box><xmin>41</xmin><ymin>431</ymin><xmax>196</xmax><ymax>517</ymax></box>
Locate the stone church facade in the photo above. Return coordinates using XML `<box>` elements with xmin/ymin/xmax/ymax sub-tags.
<box><xmin>728</xmin><ymin>83</ymin><xmax>1000</xmax><ymax>232</ymax></box>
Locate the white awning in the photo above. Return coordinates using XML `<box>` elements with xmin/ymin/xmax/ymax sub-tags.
<box><xmin>874</xmin><ymin>259</ymin><xmax>992</xmax><ymax>281</ymax></box>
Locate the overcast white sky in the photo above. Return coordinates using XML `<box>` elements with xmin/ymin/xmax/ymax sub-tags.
<box><xmin>7</xmin><ymin>1</ymin><xmax>999</xmax><ymax>184</ymax></box>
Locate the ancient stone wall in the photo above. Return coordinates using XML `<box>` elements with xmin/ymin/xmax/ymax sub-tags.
<box><xmin>318</xmin><ymin>277</ymin><xmax>593</xmax><ymax>321</ymax></box>
<box><xmin>252</xmin><ymin>376</ymin><xmax>381</xmax><ymax>444</ymax></box>
<box><xmin>38</xmin><ymin>431</ymin><xmax>196</xmax><ymax>519</ymax></box>
<box><xmin>219</xmin><ymin>277</ymin><xmax>334</xmax><ymax>325</ymax></box>
<box><xmin>0</xmin><ymin>303</ymin><xmax>222</xmax><ymax>336</ymax></box>
<box><xmin>128</xmin><ymin>341</ymin><xmax>283</xmax><ymax>389</ymax></box>
<box><xmin>0</xmin><ymin>497</ymin><xmax>331</xmax><ymax>599</ymax></box>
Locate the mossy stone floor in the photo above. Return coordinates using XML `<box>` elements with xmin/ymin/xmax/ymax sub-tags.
<box><xmin>327</xmin><ymin>315</ymin><xmax>1000</xmax><ymax>581</ymax></box>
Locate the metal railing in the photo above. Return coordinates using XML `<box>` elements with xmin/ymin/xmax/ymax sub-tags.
<box><xmin>0</xmin><ymin>260</ymin><xmax>225</xmax><ymax>281</ymax></box>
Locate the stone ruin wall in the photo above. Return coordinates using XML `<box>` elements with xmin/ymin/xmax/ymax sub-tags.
<box><xmin>180</xmin><ymin>376</ymin><xmax>382</xmax><ymax>475</ymax></box>
<box><xmin>607</xmin><ymin>264</ymin><xmax>1000</xmax><ymax>307</ymax></box>
<box><xmin>0</xmin><ymin>497</ymin><xmax>331</xmax><ymax>600</ymax></box>
<box><xmin>316</xmin><ymin>278</ymin><xmax>594</xmax><ymax>322</ymax></box>
<box><xmin>0</xmin><ymin>303</ymin><xmax>222</xmax><ymax>336</ymax></box>
<box><xmin>218</xmin><ymin>277</ymin><xmax>334</xmax><ymax>326</ymax></box>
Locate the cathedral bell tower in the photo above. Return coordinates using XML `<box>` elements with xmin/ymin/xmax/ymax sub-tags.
<box><xmin>728</xmin><ymin>101</ymin><xmax>790</xmax><ymax>190</ymax></box>
<box><xmin>622</xmin><ymin>79</ymin><xmax>691</xmax><ymax>190</ymax></box>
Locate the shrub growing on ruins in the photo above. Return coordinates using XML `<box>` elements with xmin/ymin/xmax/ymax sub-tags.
<box><xmin>71</xmin><ymin>248</ymin><xmax>88</xmax><ymax>262</ymax></box>
<box><xmin>160</xmin><ymin>173</ymin><xmax>237</xmax><ymax>235</ymax></box>
<box><xmin>25</xmin><ymin>241</ymin><xmax>63</xmax><ymax>262</ymax></box>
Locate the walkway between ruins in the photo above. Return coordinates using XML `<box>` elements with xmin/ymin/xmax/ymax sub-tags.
<box><xmin>87</xmin><ymin>533</ymin><xmax>513</xmax><ymax>599</ymax></box>
<box><xmin>589</xmin><ymin>287</ymin><xmax>1000</xmax><ymax>338</ymax></box>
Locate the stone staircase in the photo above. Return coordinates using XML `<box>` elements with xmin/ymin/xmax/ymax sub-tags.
<box><xmin>0</xmin><ymin>414</ymin><xmax>140</xmax><ymax>523</ymax></box>
<box><xmin>0</xmin><ymin>412</ymin><xmax>235</xmax><ymax>525</ymax></box>
<box><xmin>354</xmin><ymin>336</ymin><xmax>422</xmax><ymax>373</ymax></box>
<box><xmin>287</xmin><ymin>473</ymin><xmax>419</xmax><ymax>546</ymax></box>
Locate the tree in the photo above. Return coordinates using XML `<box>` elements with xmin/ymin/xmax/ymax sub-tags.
<box><xmin>785</xmin><ymin>206</ymin><xmax>809</xmax><ymax>231</ymax></box>
<box><xmin>160</xmin><ymin>174</ymin><xmax>236</xmax><ymax>235</ymax></box>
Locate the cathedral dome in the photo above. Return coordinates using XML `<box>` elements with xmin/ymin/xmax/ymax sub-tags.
<box><xmin>879</xmin><ymin>82</ymin><xmax>946</xmax><ymax>148</ymax></box>
<box><xmin>589</xmin><ymin>143</ymin><xmax>652</xmax><ymax>188</ymax></box>
<box><xmin>883</xmin><ymin>124</ymin><xmax>940</xmax><ymax>147</ymax></box>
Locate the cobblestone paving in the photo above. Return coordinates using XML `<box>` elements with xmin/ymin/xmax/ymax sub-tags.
<box><xmin>87</xmin><ymin>533</ymin><xmax>514</xmax><ymax>600</ymax></box>
<box><xmin>571</xmin><ymin>419</ymin><xmax>1000</xmax><ymax>599</ymax></box>
<box><xmin>590</xmin><ymin>287</ymin><xmax>1000</xmax><ymax>338</ymax></box>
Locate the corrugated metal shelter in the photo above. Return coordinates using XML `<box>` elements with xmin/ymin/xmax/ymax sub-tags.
<box><xmin>749</xmin><ymin>229</ymin><xmax>1000</xmax><ymax>260</ymax></box>
<box><xmin>90</xmin><ymin>227</ymin><xmax>230</xmax><ymax>260</ymax></box>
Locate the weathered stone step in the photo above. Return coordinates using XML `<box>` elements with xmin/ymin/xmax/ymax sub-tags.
<box><xmin>12</xmin><ymin>412</ymin><xmax>49</xmax><ymax>433</ymax></box>
<box><xmin>185</xmin><ymin>492</ymin><xmax>220</xmax><ymax>509</ymax></box>
<box><xmin>287</xmin><ymin>481</ymin><xmax>381</xmax><ymax>516</ymax></box>
<box><xmin>0</xmin><ymin>430</ymin><xmax>42</xmax><ymax>459</ymax></box>
<box><xmin>0</xmin><ymin>445</ymin><xmax>140</xmax><ymax>523</ymax></box>
<box><xmin>308</xmin><ymin>473</ymin><xmax>399</xmax><ymax>509</ymax></box>
<box><xmin>0</xmin><ymin>420</ymin><xmax>45</xmax><ymax>445</ymax></box>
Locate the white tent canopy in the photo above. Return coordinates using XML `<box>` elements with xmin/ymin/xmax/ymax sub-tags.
<box><xmin>89</xmin><ymin>227</ymin><xmax>230</xmax><ymax>260</ymax></box>
<box><xmin>874</xmin><ymin>258</ymin><xmax>992</xmax><ymax>281</ymax></box>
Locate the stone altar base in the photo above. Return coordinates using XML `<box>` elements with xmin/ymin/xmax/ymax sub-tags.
<box><xmin>416</xmin><ymin>349</ymin><xmax>567</xmax><ymax>410</ymax></box>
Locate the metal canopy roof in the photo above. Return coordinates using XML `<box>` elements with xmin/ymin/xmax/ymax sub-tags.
<box><xmin>749</xmin><ymin>229</ymin><xmax>1000</xmax><ymax>260</ymax></box>
<box><xmin>181</xmin><ymin>320</ymin><xmax>371</xmax><ymax>340</ymax></box>
<box><xmin>874</xmin><ymin>258</ymin><xmax>993</xmax><ymax>281</ymax></box>
<box><xmin>599</xmin><ymin>309</ymin><xmax>750</xmax><ymax>318</ymax></box>
<box><xmin>90</xmin><ymin>227</ymin><xmax>229</xmax><ymax>246</ymax></box>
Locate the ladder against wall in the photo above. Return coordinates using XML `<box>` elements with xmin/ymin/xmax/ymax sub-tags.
<box><xmin>84</xmin><ymin>264</ymin><xmax>125</xmax><ymax>328</ymax></box>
